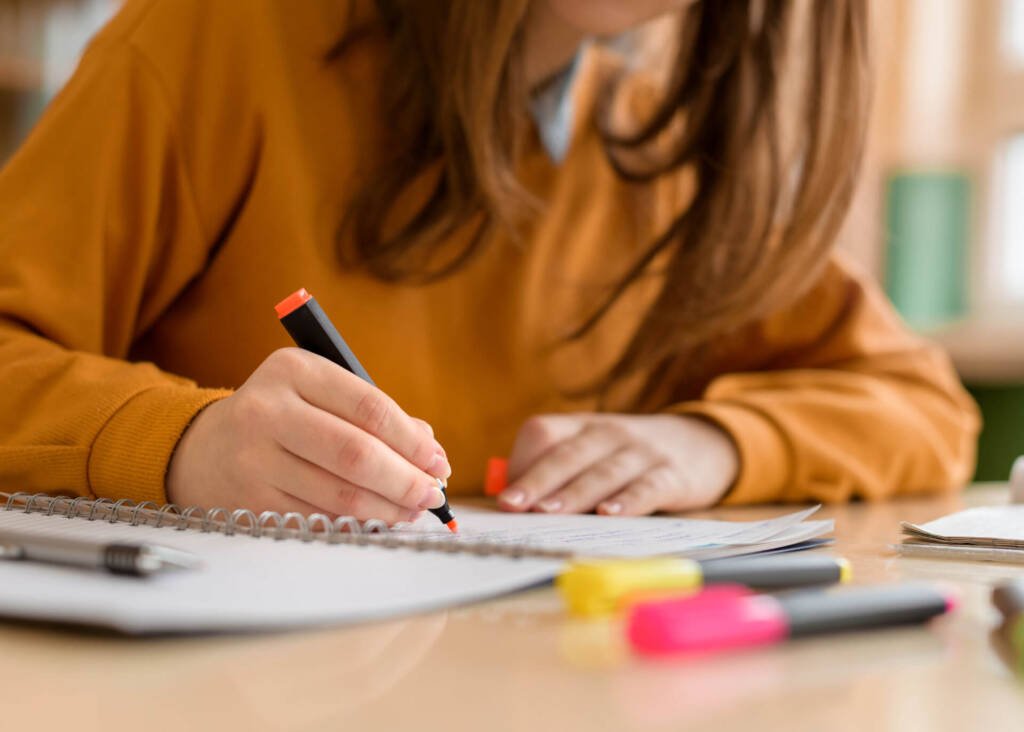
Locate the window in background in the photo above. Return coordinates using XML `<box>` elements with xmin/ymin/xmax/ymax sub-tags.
<box><xmin>995</xmin><ymin>134</ymin><xmax>1024</xmax><ymax>301</ymax></box>
<box><xmin>1004</xmin><ymin>0</ymin><xmax>1024</xmax><ymax>64</ymax></box>
<box><xmin>995</xmin><ymin>0</ymin><xmax>1024</xmax><ymax>303</ymax></box>
<box><xmin>0</xmin><ymin>0</ymin><xmax>118</xmax><ymax>162</ymax></box>
<box><xmin>989</xmin><ymin>0</ymin><xmax>1024</xmax><ymax>304</ymax></box>
<box><xmin>40</xmin><ymin>0</ymin><xmax>118</xmax><ymax>96</ymax></box>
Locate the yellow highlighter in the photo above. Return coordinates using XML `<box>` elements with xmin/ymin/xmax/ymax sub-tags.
<box><xmin>557</xmin><ymin>555</ymin><xmax>852</xmax><ymax>618</ymax></box>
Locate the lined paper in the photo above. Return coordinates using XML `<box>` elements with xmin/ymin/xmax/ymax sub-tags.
<box><xmin>401</xmin><ymin>505</ymin><xmax>832</xmax><ymax>560</ymax></box>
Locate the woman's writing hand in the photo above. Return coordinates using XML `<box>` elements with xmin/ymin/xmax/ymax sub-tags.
<box><xmin>167</xmin><ymin>348</ymin><xmax>450</xmax><ymax>523</ymax></box>
<box><xmin>497</xmin><ymin>413</ymin><xmax>738</xmax><ymax>516</ymax></box>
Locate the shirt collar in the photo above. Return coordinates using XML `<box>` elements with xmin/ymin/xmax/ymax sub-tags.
<box><xmin>529</xmin><ymin>43</ymin><xmax>588</xmax><ymax>164</ymax></box>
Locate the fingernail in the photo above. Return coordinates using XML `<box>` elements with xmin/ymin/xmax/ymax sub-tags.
<box><xmin>419</xmin><ymin>486</ymin><xmax>447</xmax><ymax>510</ymax></box>
<box><xmin>538</xmin><ymin>499</ymin><xmax>563</xmax><ymax>513</ymax></box>
<box><xmin>428</xmin><ymin>451</ymin><xmax>452</xmax><ymax>480</ymax></box>
<box><xmin>599</xmin><ymin>502</ymin><xmax>622</xmax><ymax>515</ymax></box>
<box><xmin>500</xmin><ymin>490</ymin><xmax>525</xmax><ymax>507</ymax></box>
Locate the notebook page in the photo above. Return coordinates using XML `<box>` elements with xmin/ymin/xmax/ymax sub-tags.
<box><xmin>0</xmin><ymin>510</ymin><xmax>560</xmax><ymax>634</ymax></box>
<box><xmin>400</xmin><ymin>505</ymin><xmax>829</xmax><ymax>558</ymax></box>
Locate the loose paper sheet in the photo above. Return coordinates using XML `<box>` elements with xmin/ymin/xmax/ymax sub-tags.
<box><xmin>402</xmin><ymin>505</ymin><xmax>832</xmax><ymax>560</ymax></box>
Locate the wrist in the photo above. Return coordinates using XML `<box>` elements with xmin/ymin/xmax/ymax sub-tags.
<box><xmin>89</xmin><ymin>385</ymin><xmax>231</xmax><ymax>506</ymax></box>
<box><xmin>670</xmin><ymin>402</ymin><xmax>791</xmax><ymax>505</ymax></box>
<box><xmin>675</xmin><ymin>414</ymin><xmax>741</xmax><ymax>503</ymax></box>
<box><xmin>166</xmin><ymin>397</ymin><xmax>227</xmax><ymax>507</ymax></box>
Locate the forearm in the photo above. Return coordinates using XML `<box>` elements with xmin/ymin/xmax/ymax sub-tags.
<box><xmin>0</xmin><ymin>326</ymin><xmax>230</xmax><ymax>502</ymax></box>
<box><xmin>675</xmin><ymin>346</ymin><xmax>980</xmax><ymax>504</ymax></box>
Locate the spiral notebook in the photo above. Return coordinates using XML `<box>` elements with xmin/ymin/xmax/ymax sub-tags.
<box><xmin>0</xmin><ymin>492</ymin><xmax>832</xmax><ymax>634</ymax></box>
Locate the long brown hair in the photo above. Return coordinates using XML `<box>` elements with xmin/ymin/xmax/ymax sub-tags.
<box><xmin>336</xmin><ymin>0</ymin><xmax>870</xmax><ymax>400</ymax></box>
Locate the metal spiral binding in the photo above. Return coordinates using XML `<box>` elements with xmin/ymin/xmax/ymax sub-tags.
<box><xmin>0</xmin><ymin>491</ymin><xmax>573</xmax><ymax>559</ymax></box>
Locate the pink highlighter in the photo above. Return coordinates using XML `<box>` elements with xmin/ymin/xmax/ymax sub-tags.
<box><xmin>627</xmin><ymin>583</ymin><xmax>957</xmax><ymax>656</ymax></box>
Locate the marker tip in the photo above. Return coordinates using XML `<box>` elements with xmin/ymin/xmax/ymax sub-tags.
<box><xmin>446</xmin><ymin>520</ymin><xmax>459</xmax><ymax>534</ymax></box>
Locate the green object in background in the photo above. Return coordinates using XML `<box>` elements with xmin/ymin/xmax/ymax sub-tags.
<box><xmin>968</xmin><ymin>385</ymin><xmax>1024</xmax><ymax>482</ymax></box>
<box><xmin>885</xmin><ymin>172</ymin><xmax>970</xmax><ymax>330</ymax></box>
<box><xmin>1014</xmin><ymin>616</ymin><xmax>1024</xmax><ymax>677</ymax></box>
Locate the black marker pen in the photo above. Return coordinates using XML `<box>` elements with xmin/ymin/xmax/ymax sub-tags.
<box><xmin>275</xmin><ymin>288</ymin><xmax>458</xmax><ymax>533</ymax></box>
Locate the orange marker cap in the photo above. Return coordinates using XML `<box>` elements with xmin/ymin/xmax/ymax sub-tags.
<box><xmin>485</xmin><ymin>457</ymin><xmax>508</xmax><ymax>497</ymax></box>
<box><xmin>275</xmin><ymin>288</ymin><xmax>313</xmax><ymax>319</ymax></box>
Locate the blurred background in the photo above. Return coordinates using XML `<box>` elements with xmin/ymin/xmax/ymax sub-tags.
<box><xmin>0</xmin><ymin>0</ymin><xmax>1021</xmax><ymax>482</ymax></box>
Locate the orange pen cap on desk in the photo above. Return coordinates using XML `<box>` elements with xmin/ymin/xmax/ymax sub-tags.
<box><xmin>485</xmin><ymin>457</ymin><xmax>508</xmax><ymax>497</ymax></box>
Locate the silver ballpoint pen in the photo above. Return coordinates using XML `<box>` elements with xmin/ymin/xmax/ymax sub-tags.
<box><xmin>0</xmin><ymin>530</ymin><xmax>200</xmax><ymax>577</ymax></box>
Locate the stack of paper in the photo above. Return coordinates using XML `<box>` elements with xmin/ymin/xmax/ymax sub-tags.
<box><xmin>899</xmin><ymin>505</ymin><xmax>1024</xmax><ymax>563</ymax></box>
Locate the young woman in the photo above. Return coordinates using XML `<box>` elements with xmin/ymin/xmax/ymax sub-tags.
<box><xmin>0</xmin><ymin>0</ymin><xmax>978</xmax><ymax>523</ymax></box>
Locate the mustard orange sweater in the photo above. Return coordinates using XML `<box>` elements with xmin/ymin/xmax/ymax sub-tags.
<box><xmin>0</xmin><ymin>0</ymin><xmax>979</xmax><ymax>506</ymax></box>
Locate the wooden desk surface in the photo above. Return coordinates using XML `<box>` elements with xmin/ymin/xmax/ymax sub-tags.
<box><xmin>2</xmin><ymin>485</ymin><xmax>1023</xmax><ymax>732</ymax></box>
